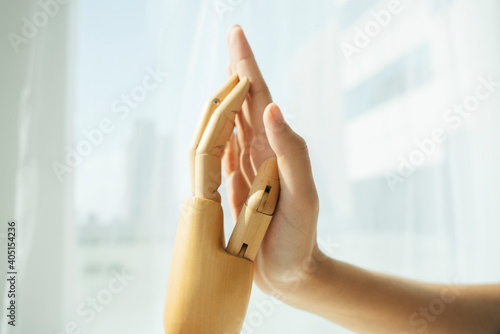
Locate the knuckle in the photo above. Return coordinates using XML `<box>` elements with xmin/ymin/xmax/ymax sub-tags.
<box><xmin>292</xmin><ymin>135</ymin><xmax>309</xmax><ymax>156</ymax></box>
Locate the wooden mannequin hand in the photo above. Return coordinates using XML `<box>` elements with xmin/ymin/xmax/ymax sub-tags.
<box><xmin>223</xmin><ymin>26</ymin><xmax>321</xmax><ymax>303</ymax></box>
<box><xmin>164</xmin><ymin>197</ymin><xmax>255</xmax><ymax>334</ymax></box>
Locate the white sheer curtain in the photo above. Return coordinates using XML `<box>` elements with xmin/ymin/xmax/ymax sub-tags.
<box><xmin>2</xmin><ymin>0</ymin><xmax>499</xmax><ymax>333</ymax></box>
<box><xmin>1</xmin><ymin>1</ymin><xmax>76</xmax><ymax>333</ymax></box>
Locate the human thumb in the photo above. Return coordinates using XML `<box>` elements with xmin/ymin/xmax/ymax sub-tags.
<box><xmin>263</xmin><ymin>103</ymin><xmax>317</xmax><ymax>202</ymax></box>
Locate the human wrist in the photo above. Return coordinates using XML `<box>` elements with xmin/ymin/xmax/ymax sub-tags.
<box><xmin>277</xmin><ymin>247</ymin><xmax>335</xmax><ymax>311</ymax></box>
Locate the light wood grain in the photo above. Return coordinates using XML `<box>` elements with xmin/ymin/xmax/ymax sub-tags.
<box><xmin>190</xmin><ymin>73</ymin><xmax>239</xmax><ymax>196</ymax></box>
<box><xmin>194</xmin><ymin>77</ymin><xmax>250</xmax><ymax>202</ymax></box>
<box><xmin>164</xmin><ymin>197</ymin><xmax>254</xmax><ymax>333</ymax></box>
<box><xmin>226</xmin><ymin>157</ymin><xmax>280</xmax><ymax>260</ymax></box>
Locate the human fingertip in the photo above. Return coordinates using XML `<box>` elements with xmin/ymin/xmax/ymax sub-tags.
<box><xmin>229</xmin><ymin>24</ymin><xmax>241</xmax><ymax>31</ymax></box>
<box><xmin>229</xmin><ymin>25</ymin><xmax>247</xmax><ymax>46</ymax></box>
<box><xmin>269</xmin><ymin>103</ymin><xmax>284</xmax><ymax>126</ymax></box>
<box><xmin>227</xmin><ymin>25</ymin><xmax>240</xmax><ymax>44</ymax></box>
<box><xmin>228</xmin><ymin>24</ymin><xmax>238</xmax><ymax>37</ymax></box>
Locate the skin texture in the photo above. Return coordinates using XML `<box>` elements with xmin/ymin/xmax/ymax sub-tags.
<box><xmin>221</xmin><ymin>25</ymin><xmax>500</xmax><ymax>333</ymax></box>
<box><xmin>222</xmin><ymin>25</ymin><xmax>320</xmax><ymax>300</ymax></box>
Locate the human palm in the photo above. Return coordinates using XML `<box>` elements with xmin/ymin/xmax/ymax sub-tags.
<box><xmin>222</xmin><ymin>26</ymin><xmax>320</xmax><ymax>299</ymax></box>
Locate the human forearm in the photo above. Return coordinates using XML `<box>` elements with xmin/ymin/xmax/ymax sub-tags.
<box><xmin>286</xmin><ymin>251</ymin><xmax>500</xmax><ymax>334</ymax></box>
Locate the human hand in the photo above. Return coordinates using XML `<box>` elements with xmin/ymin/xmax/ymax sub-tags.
<box><xmin>223</xmin><ymin>26</ymin><xmax>321</xmax><ymax>302</ymax></box>
<box><xmin>224</xmin><ymin>26</ymin><xmax>500</xmax><ymax>334</ymax></box>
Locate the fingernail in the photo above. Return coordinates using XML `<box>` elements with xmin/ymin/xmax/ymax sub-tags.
<box><xmin>228</xmin><ymin>25</ymin><xmax>243</xmax><ymax>45</ymax></box>
<box><xmin>229</xmin><ymin>24</ymin><xmax>241</xmax><ymax>32</ymax></box>
<box><xmin>270</xmin><ymin>103</ymin><xmax>284</xmax><ymax>125</ymax></box>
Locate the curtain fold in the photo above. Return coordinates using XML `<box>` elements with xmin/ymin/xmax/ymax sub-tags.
<box><xmin>0</xmin><ymin>1</ymin><xmax>75</xmax><ymax>333</ymax></box>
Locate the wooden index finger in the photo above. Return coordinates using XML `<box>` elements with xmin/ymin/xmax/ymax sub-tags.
<box><xmin>194</xmin><ymin>77</ymin><xmax>250</xmax><ymax>202</ymax></box>
<box><xmin>190</xmin><ymin>73</ymin><xmax>239</xmax><ymax>195</ymax></box>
